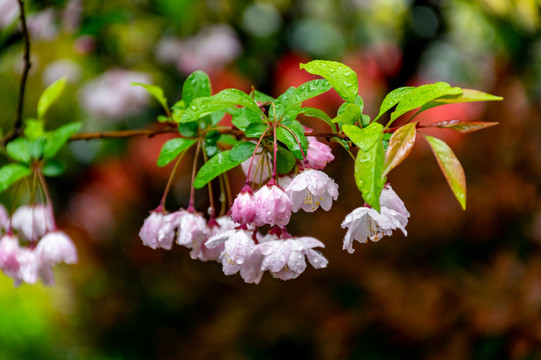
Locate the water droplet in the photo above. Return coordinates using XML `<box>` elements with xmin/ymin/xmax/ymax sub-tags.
<box><xmin>314</xmin><ymin>258</ymin><xmax>319</xmax><ymax>263</ymax></box>
<box><xmin>280</xmin><ymin>255</ymin><xmax>286</xmax><ymax>262</ymax></box>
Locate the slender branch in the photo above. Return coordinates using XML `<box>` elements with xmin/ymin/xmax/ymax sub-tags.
<box><xmin>5</xmin><ymin>0</ymin><xmax>32</xmax><ymax>144</ymax></box>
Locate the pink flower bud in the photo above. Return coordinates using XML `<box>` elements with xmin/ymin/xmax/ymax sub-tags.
<box><xmin>231</xmin><ymin>185</ymin><xmax>256</xmax><ymax>224</ymax></box>
<box><xmin>139</xmin><ymin>211</ymin><xmax>179</xmax><ymax>250</ymax></box>
<box><xmin>306</xmin><ymin>137</ymin><xmax>334</xmax><ymax>170</ymax></box>
<box><xmin>253</xmin><ymin>184</ymin><xmax>292</xmax><ymax>227</ymax></box>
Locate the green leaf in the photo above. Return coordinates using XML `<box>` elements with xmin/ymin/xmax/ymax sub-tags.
<box><xmin>273</xmin><ymin>87</ymin><xmax>299</xmax><ymax>121</ymax></box>
<box><xmin>245</xmin><ymin>123</ymin><xmax>269</xmax><ymax>138</ymax></box>
<box><xmin>29</xmin><ymin>138</ymin><xmax>45</xmax><ymax>160</ymax></box>
<box><xmin>425</xmin><ymin>135</ymin><xmax>466</xmax><ymax>210</ymax></box>
<box><xmin>230</xmin><ymin>142</ymin><xmax>256</xmax><ymax>162</ymax></box>
<box><xmin>300</xmin><ymin>60</ymin><xmax>358</xmax><ymax>103</ymax></box>
<box><xmin>390</xmin><ymin>82</ymin><xmax>463</xmax><ymax>123</ymax></box>
<box><xmin>374</xmin><ymin>87</ymin><xmax>414</xmax><ymax>121</ymax></box>
<box><xmin>218</xmin><ymin>134</ymin><xmax>238</xmax><ymax>146</ymax></box>
<box><xmin>431</xmin><ymin>120</ymin><xmax>499</xmax><ymax>133</ymax></box>
<box><xmin>204</xmin><ymin>130</ymin><xmax>220</xmax><ymax>157</ymax></box>
<box><xmin>333</xmin><ymin>103</ymin><xmax>361</xmax><ymax>125</ymax></box>
<box><xmin>232</xmin><ymin>108</ymin><xmax>264</xmax><ymax>131</ymax></box>
<box><xmin>276</xmin><ymin>146</ymin><xmax>296</xmax><ymax>174</ymax></box>
<box><xmin>37</xmin><ymin>77</ymin><xmax>66</xmax><ymax>119</ymax></box>
<box><xmin>383</xmin><ymin>123</ymin><xmax>416</xmax><ymax>176</ymax></box>
<box><xmin>157</xmin><ymin>138</ymin><xmax>196</xmax><ymax>167</ymax></box>
<box><xmin>178</xmin><ymin>122</ymin><xmax>198</xmax><ymax>137</ymax></box>
<box><xmin>252</xmin><ymin>90</ymin><xmax>275</xmax><ymax>103</ymax></box>
<box><xmin>24</xmin><ymin>119</ymin><xmax>44</xmax><ymax>140</ymax></box>
<box><xmin>338</xmin><ymin>95</ymin><xmax>364</xmax><ymax>116</ymax></box>
<box><xmin>43</xmin><ymin>122</ymin><xmax>82</xmax><ymax>159</ymax></box>
<box><xmin>42</xmin><ymin>159</ymin><xmax>65</xmax><ymax>177</ymax></box>
<box><xmin>0</xmin><ymin>164</ymin><xmax>31</xmax><ymax>192</ymax></box>
<box><xmin>6</xmin><ymin>138</ymin><xmax>30</xmax><ymax>164</ymax></box>
<box><xmin>293</xmin><ymin>79</ymin><xmax>332</xmax><ymax>105</ymax></box>
<box><xmin>342</xmin><ymin>123</ymin><xmax>382</xmax><ymax>152</ymax></box>
<box><xmin>182</xmin><ymin>70</ymin><xmax>211</xmax><ymax>106</ymax></box>
<box><xmin>193</xmin><ymin>150</ymin><xmax>243</xmax><ymax>189</ymax></box>
<box><xmin>276</xmin><ymin>121</ymin><xmax>308</xmax><ymax>160</ymax></box>
<box><xmin>421</xmin><ymin>89</ymin><xmax>503</xmax><ymax>112</ymax></box>
<box><xmin>298</xmin><ymin>107</ymin><xmax>334</xmax><ymax>131</ymax></box>
<box><xmin>181</xmin><ymin>89</ymin><xmax>261</xmax><ymax>123</ymax></box>
<box><xmin>132</xmin><ymin>83</ymin><xmax>169</xmax><ymax>113</ymax></box>
<box><xmin>352</xmin><ymin>123</ymin><xmax>386</xmax><ymax>211</ymax></box>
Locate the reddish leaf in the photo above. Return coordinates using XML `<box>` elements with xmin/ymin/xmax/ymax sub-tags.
<box><xmin>430</xmin><ymin>120</ymin><xmax>498</xmax><ymax>133</ymax></box>
<box><xmin>383</xmin><ymin>123</ymin><xmax>417</xmax><ymax>176</ymax></box>
<box><xmin>424</xmin><ymin>135</ymin><xmax>466</xmax><ymax>210</ymax></box>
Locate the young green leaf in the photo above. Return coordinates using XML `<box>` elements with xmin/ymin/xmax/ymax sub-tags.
<box><xmin>182</xmin><ymin>70</ymin><xmax>211</xmax><ymax>106</ymax></box>
<box><xmin>252</xmin><ymin>90</ymin><xmax>275</xmax><ymax>103</ymax></box>
<box><xmin>431</xmin><ymin>120</ymin><xmax>499</xmax><ymax>133</ymax></box>
<box><xmin>42</xmin><ymin>159</ymin><xmax>65</xmax><ymax>177</ymax></box>
<box><xmin>421</xmin><ymin>89</ymin><xmax>503</xmax><ymax>111</ymax></box>
<box><xmin>132</xmin><ymin>83</ymin><xmax>169</xmax><ymax>113</ymax></box>
<box><xmin>298</xmin><ymin>107</ymin><xmax>334</xmax><ymax>131</ymax></box>
<box><xmin>43</xmin><ymin>122</ymin><xmax>82</xmax><ymax>159</ymax></box>
<box><xmin>338</xmin><ymin>95</ymin><xmax>364</xmax><ymax>116</ymax></box>
<box><xmin>383</xmin><ymin>123</ymin><xmax>417</xmax><ymax>176</ymax></box>
<box><xmin>0</xmin><ymin>164</ymin><xmax>31</xmax><ymax>192</ymax></box>
<box><xmin>424</xmin><ymin>135</ymin><xmax>466</xmax><ymax>210</ymax></box>
<box><xmin>390</xmin><ymin>82</ymin><xmax>462</xmax><ymax>123</ymax></box>
<box><xmin>232</xmin><ymin>108</ymin><xmax>264</xmax><ymax>131</ymax></box>
<box><xmin>6</xmin><ymin>138</ymin><xmax>30</xmax><ymax>164</ymax></box>
<box><xmin>352</xmin><ymin>122</ymin><xmax>386</xmax><ymax>211</ymax></box>
<box><xmin>37</xmin><ymin>77</ymin><xmax>66</xmax><ymax>120</ymax></box>
<box><xmin>193</xmin><ymin>150</ymin><xmax>245</xmax><ymax>188</ymax></box>
<box><xmin>342</xmin><ymin>123</ymin><xmax>381</xmax><ymax>152</ymax></box>
<box><xmin>230</xmin><ymin>142</ymin><xmax>257</xmax><ymax>162</ymax></box>
<box><xmin>293</xmin><ymin>79</ymin><xmax>332</xmax><ymax>105</ymax></box>
<box><xmin>245</xmin><ymin>123</ymin><xmax>269</xmax><ymax>138</ymax></box>
<box><xmin>181</xmin><ymin>89</ymin><xmax>261</xmax><ymax>123</ymax></box>
<box><xmin>277</xmin><ymin>121</ymin><xmax>308</xmax><ymax>160</ymax></box>
<box><xmin>333</xmin><ymin>103</ymin><xmax>361</xmax><ymax>125</ymax></box>
<box><xmin>24</xmin><ymin>119</ymin><xmax>44</xmax><ymax>140</ymax></box>
<box><xmin>300</xmin><ymin>60</ymin><xmax>358</xmax><ymax>103</ymax></box>
<box><xmin>157</xmin><ymin>138</ymin><xmax>196</xmax><ymax>167</ymax></box>
<box><xmin>276</xmin><ymin>146</ymin><xmax>296</xmax><ymax>174</ymax></box>
<box><xmin>374</xmin><ymin>87</ymin><xmax>414</xmax><ymax>121</ymax></box>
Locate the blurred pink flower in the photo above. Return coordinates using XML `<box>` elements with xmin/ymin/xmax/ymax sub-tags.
<box><xmin>12</xmin><ymin>204</ymin><xmax>55</xmax><ymax>241</ymax></box>
<box><xmin>0</xmin><ymin>0</ymin><xmax>18</xmax><ymax>29</ymax></box>
<box><xmin>286</xmin><ymin>169</ymin><xmax>338</xmax><ymax>212</ymax></box>
<box><xmin>36</xmin><ymin>231</ymin><xmax>78</xmax><ymax>265</ymax></box>
<box><xmin>0</xmin><ymin>234</ymin><xmax>21</xmax><ymax>279</ymax></box>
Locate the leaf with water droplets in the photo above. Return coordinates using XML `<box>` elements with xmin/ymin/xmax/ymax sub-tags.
<box><xmin>181</xmin><ymin>70</ymin><xmax>211</xmax><ymax>106</ymax></box>
<box><xmin>424</xmin><ymin>135</ymin><xmax>466</xmax><ymax>210</ymax></box>
<box><xmin>277</xmin><ymin>121</ymin><xmax>308</xmax><ymax>160</ymax></box>
<box><xmin>298</xmin><ymin>107</ymin><xmax>334</xmax><ymax>131</ymax></box>
<box><xmin>420</xmin><ymin>89</ymin><xmax>503</xmax><ymax>112</ymax></box>
<box><xmin>300</xmin><ymin>60</ymin><xmax>358</xmax><ymax>103</ymax></box>
<box><xmin>230</xmin><ymin>141</ymin><xmax>257</xmax><ymax>162</ymax></box>
<box><xmin>333</xmin><ymin>103</ymin><xmax>361</xmax><ymax>125</ymax></box>
<box><xmin>276</xmin><ymin>145</ymin><xmax>296</xmax><ymax>174</ymax></box>
<box><xmin>157</xmin><ymin>138</ymin><xmax>196</xmax><ymax>167</ymax></box>
<box><xmin>273</xmin><ymin>87</ymin><xmax>299</xmax><ymax>122</ymax></box>
<box><xmin>383</xmin><ymin>123</ymin><xmax>417</xmax><ymax>176</ymax></box>
<box><xmin>375</xmin><ymin>87</ymin><xmax>414</xmax><ymax>121</ymax></box>
<box><xmin>293</xmin><ymin>79</ymin><xmax>332</xmax><ymax>105</ymax></box>
<box><xmin>353</xmin><ymin>122</ymin><xmax>386</xmax><ymax>211</ymax></box>
<box><xmin>342</xmin><ymin>123</ymin><xmax>381</xmax><ymax>152</ymax></box>
<box><xmin>430</xmin><ymin>120</ymin><xmax>499</xmax><ymax>133</ymax></box>
<box><xmin>181</xmin><ymin>89</ymin><xmax>262</xmax><ymax>123</ymax></box>
<box><xmin>194</xmin><ymin>150</ymin><xmax>244</xmax><ymax>189</ymax></box>
<box><xmin>232</xmin><ymin>108</ymin><xmax>264</xmax><ymax>131</ymax></box>
<box><xmin>389</xmin><ymin>82</ymin><xmax>463</xmax><ymax>124</ymax></box>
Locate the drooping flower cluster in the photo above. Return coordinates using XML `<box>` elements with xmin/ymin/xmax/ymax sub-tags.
<box><xmin>0</xmin><ymin>204</ymin><xmax>78</xmax><ymax>286</ymax></box>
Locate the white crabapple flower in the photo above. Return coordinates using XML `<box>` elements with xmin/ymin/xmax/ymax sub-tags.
<box><xmin>12</xmin><ymin>204</ymin><xmax>55</xmax><ymax>241</ymax></box>
<box><xmin>139</xmin><ymin>211</ymin><xmax>180</xmax><ymax>250</ymax></box>
<box><xmin>206</xmin><ymin>229</ymin><xmax>264</xmax><ymax>284</ymax></box>
<box><xmin>306</xmin><ymin>136</ymin><xmax>335</xmax><ymax>170</ymax></box>
<box><xmin>253</xmin><ymin>184</ymin><xmax>292</xmax><ymax>227</ymax></box>
<box><xmin>259</xmin><ymin>236</ymin><xmax>328</xmax><ymax>280</ymax></box>
<box><xmin>36</xmin><ymin>231</ymin><xmax>78</xmax><ymax>265</ymax></box>
<box><xmin>231</xmin><ymin>185</ymin><xmax>256</xmax><ymax>224</ymax></box>
<box><xmin>286</xmin><ymin>169</ymin><xmax>339</xmax><ymax>213</ymax></box>
<box><xmin>191</xmin><ymin>216</ymin><xmax>239</xmax><ymax>262</ymax></box>
<box><xmin>341</xmin><ymin>186</ymin><xmax>410</xmax><ymax>254</ymax></box>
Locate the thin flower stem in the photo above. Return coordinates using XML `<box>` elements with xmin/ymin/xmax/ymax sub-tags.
<box><xmin>188</xmin><ymin>138</ymin><xmax>202</xmax><ymax>212</ymax></box>
<box><xmin>244</xmin><ymin>128</ymin><xmax>270</xmax><ymax>184</ymax></box>
<box><xmin>37</xmin><ymin>168</ymin><xmax>57</xmax><ymax>231</ymax></box>
<box><xmin>202</xmin><ymin>145</ymin><xmax>215</xmax><ymax>218</ymax></box>
<box><xmin>272</xmin><ymin>121</ymin><xmax>278</xmax><ymax>180</ymax></box>
<box><xmin>218</xmin><ymin>174</ymin><xmax>226</xmax><ymax>216</ymax></box>
<box><xmin>223</xmin><ymin>171</ymin><xmax>232</xmax><ymax>209</ymax></box>
<box><xmin>7</xmin><ymin>181</ymin><xmax>23</xmax><ymax>233</ymax></box>
<box><xmin>158</xmin><ymin>149</ymin><xmax>188</xmax><ymax>212</ymax></box>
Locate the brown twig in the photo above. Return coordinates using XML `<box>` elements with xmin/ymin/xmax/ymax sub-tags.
<box><xmin>4</xmin><ymin>0</ymin><xmax>32</xmax><ymax>144</ymax></box>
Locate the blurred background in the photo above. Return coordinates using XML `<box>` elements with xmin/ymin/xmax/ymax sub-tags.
<box><xmin>1</xmin><ymin>0</ymin><xmax>541</xmax><ymax>359</ymax></box>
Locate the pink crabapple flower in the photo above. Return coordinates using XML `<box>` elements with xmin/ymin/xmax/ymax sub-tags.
<box><xmin>306</xmin><ymin>136</ymin><xmax>335</xmax><ymax>170</ymax></box>
<box><xmin>341</xmin><ymin>185</ymin><xmax>410</xmax><ymax>254</ymax></box>
<box><xmin>0</xmin><ymin>234</ymin><xmax>21</xmax><ymax>279</ymax></box>
<box><xmin>259</xmin><ymin>236</ymin><xmax>328</xmax><ymax>280</ymax></box>
<box><xmin>12</xmin><ymin>204</ymin><xmax>54</xmax><ymax>241</ymax></box>
<box><xmin>36</xmin><ymin>231</ymin><xmax>78</xmax><ymax>266</ymax></box>
<box><xmin>174</xmin><ymin>210</ymin><xmax>209</xmax><ymax>249</ymax></box>
<box><xmin>206</xmin><ymin>228</ymin><xmax>265</xmax><ymax>284</ymax></box>
<box><xmin>286</xmin><ymin>169</ymin><xmax>339</xmax><ymax>213</ymax></box>
<box><xmin>253</xmin><ymin>184</ymin><xmax>292</xmax><ymax>227</ymax></box>
<box><xmin>231</xmin><ymin>185</ymin><xmax>257</xmax><ymax>224</ymax></box>
<box><xmin>139</xmin><ymin>211</ymin><xmax>179</xmax><ymax>250</ymax></box>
